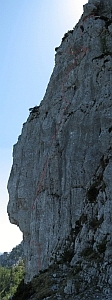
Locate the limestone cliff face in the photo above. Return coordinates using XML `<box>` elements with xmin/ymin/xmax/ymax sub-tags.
<box><xmin>7</xmin><ymin>0</ymin><xmax>112</xmax><ymax>298</ymax></box>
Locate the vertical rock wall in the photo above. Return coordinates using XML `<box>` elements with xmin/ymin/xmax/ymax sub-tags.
<box><xmin>7</xmin><ymin>0</ymin><xmax>112</xmax><ymax>297</ymax></box>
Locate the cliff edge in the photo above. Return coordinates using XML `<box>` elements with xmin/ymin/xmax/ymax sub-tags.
<box><xmin>7</xmin><ymin>0</ymin><xmax>112</xmax><ymax>299</ymax></box>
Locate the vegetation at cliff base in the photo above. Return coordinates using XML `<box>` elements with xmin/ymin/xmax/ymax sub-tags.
<box><xmin>0</xmin><ymin>260</ymin><xmax>24</xmax><ymax>300</ymax></box>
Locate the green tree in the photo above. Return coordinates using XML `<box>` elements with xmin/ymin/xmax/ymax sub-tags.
<box><xmin>0</xmin><ymin>260</ymin><xmax>24</xmax><ymax>300</ymax></box>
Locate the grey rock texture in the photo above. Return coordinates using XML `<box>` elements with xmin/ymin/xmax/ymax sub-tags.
<box><xmin>7</xmin><ymin>0</ymin><xmax>112</xmax><ymax>298</ymax></box>
<box><xmin>0</xmin><ymin>242</ymin><xmax>23</xmax><ymax>267</ymax></box>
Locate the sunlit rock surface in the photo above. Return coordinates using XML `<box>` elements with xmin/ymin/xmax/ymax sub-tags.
<box><xmin>7</xmin><ymin>0</ymin><xmax>112</xmax><ymax>298</ymax></box>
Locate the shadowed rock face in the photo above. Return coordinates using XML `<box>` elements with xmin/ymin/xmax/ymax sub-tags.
<box><xmin>7</xmin><ymin>0</ymin><xmax>112</xmax><ymax>298</ymax></box>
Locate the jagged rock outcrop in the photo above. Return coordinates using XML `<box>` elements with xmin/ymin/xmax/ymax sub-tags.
<box><xmin>7</xmin><ymin>0</ymin><xmax>112</xmax><ymax>299</ymax></box>
<box><xmin>0</xmin><ymin>242</ymin><xmax>24</xmax><ymax>267</ymax></box>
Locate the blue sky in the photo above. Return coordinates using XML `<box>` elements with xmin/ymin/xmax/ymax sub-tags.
<box><xmin>0</xmin><ymin>0</ymin><xmax>87</xmax><ymax>253</ymax></box>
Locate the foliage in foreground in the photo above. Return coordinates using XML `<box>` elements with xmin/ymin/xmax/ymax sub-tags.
<box><xmin>0</xmin><ymin>260</ymin><xmax>24</xmax><ymax>300</ymax></box>
<box><xmin>11</xmin><ymin>269</ymin><xmax>54</xmax><ymax>300</ymax></box>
